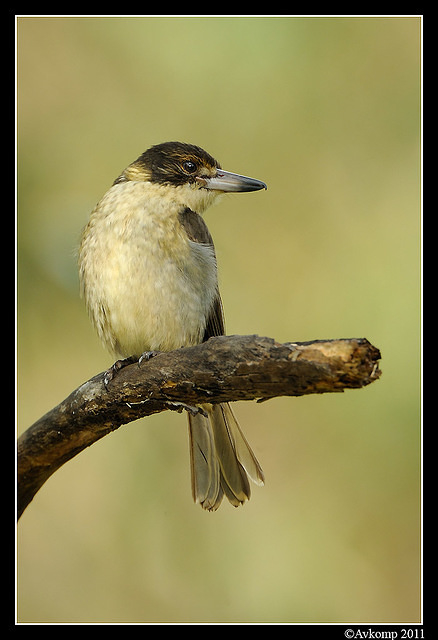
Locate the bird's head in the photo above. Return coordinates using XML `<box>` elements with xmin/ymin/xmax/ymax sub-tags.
<box><xmin>115</xmin><ymin>141</ymin><xmax>266</xmax><ymax>212</ymax></box>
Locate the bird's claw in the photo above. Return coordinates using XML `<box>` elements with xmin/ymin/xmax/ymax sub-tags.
<box><xmin>103</xmin><ymin>356</ymin><xmax>137</xmax><ymax>388</ymax></box>
<box><xmin>103</xmin><ymin>351</ymin><xmax>161</xmax><ymax>389</ymax></box>
<box><xmin>138</xmin><ymin>350</ymin><xmax>160</xmax><ymax>366</ymax></box>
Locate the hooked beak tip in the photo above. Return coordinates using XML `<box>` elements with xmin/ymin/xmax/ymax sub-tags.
<box><xmin>203</xmin><ymin>169</ymin><xmax>267</xmax><ymax>193</ymax></box>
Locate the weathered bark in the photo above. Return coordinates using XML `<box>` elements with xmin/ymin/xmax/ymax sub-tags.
<box><xmin>17</xmin><ymin>335</ymin><xmax>381</xmax><ymax>518</ymax></box>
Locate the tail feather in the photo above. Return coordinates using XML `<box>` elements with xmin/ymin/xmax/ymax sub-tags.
<box><xmin>219</xmin><ymin>403</ymin><xmax>265</xmax><ymax>487</ymax></box>
<box><xmin>188</xmin><ymin>410</ymin><xmax>222</xmax><ymax>510</ymax></box>
<box><xmin>188</xmin><ymin>402</ymin><xmax>264</xmax><ymax>511</ymax></box>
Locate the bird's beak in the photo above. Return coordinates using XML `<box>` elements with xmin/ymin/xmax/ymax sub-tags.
<box><xmin>200</xmin><ymin>169</ymin><xmax>267</xmax><ymax>193</ymax></box>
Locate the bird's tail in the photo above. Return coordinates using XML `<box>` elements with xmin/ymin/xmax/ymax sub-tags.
<box><xmin>188</xmin><ymin>403</ymin><xmax>264</xmax><ymax>511</ymax></box>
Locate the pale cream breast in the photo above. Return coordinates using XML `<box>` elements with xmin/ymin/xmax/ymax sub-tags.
<box><xmin>79</xmin><ymin>181</ymin><xmax>218</xmax><ymax>357</ymax></box>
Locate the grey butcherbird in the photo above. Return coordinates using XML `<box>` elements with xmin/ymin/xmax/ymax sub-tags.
<box><xmin>79</xmin><ymin>141</ymin><xmax>267</xmax><ymax>510</ymax></box>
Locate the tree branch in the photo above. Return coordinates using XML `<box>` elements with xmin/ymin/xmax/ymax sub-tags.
<box><xmin>17</xmin><ymin>335</ymin><xmax>381</xmax><ymax>519</ymax></box>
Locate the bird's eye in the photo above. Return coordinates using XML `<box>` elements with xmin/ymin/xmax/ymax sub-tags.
<box><xmin>182</xmin><ymin>161</ymin><xmax>197</xmax><ymax>174</ymax></box>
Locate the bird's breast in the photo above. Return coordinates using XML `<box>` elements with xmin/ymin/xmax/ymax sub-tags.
<box><xmin>79</xmin><ymin>181</ymin><xmax>218</xmax><ymax>357</ymax></box>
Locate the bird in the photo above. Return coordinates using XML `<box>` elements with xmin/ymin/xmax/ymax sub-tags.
<box><xmin>78</xmin><ymin>141</ymin><xmax>267</xmax><ymax>510</ymax></box>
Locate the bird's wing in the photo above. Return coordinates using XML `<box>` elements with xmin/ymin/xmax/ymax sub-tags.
<box><xmin>178</xmin><ymin>207</ymin><xmax>225</xmax><ymax>339</ymax></box>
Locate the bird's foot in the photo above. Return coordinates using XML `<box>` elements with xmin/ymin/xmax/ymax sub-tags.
<box><xmin>104</xmin><ymin>351</ymin><xmax>161</xmax><ymax>389</ymax></box>
<box><xmin>138</xmin><ymin>350</ymin><xmax>161</xmax><ymax>366</ymax></box>
<box><xmin>103</xmin><ymin>355</ymin><xmax>138</xmax><ymax>388</ymax></box>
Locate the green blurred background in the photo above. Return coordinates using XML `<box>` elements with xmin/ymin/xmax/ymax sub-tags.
<box><xmin>17</xmin><ymin>16</ymin><xmax>421</xmax><ymax>623</ymax></box>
